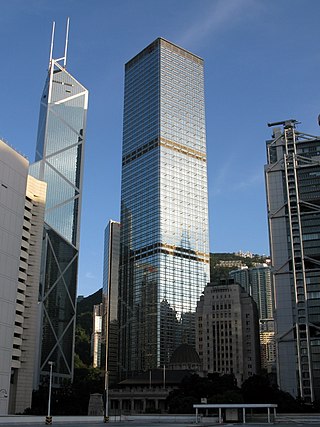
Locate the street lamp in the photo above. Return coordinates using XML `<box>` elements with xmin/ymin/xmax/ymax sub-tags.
<box><xmin>104</xmin><ymin>370</ymin><xmax>109</xmax><ymax>423</ymax></box>
<box><xmin>45</xmin><ymin>361</ymin><xmax>54</xmax><ymax>425</ymax></box>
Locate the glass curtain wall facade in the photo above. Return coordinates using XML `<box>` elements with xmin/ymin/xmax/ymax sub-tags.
<box><xmin>30</xmin><ymin>57</ymin><xmax>88</xmax><ymax>386</ymax></box>
<box><xmin>102</xmin><ymin>220</ymin><xmax>120</xmax><ymax>386</ymax></box>
<box><xmin>119</xmin><ymin>38</ymin><xmax>210</xmax><ymax>378</ymax></box>
<box><xmin>265</xmin><ymin>121</ymin><xmax>320</xmax><ymax>401</ymax></box>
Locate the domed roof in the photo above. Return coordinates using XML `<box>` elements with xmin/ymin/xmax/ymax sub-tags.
<box><xmin>170</xmin><ymin>344</ymin><xmax>201</xmax><ymax>364</ymax></box>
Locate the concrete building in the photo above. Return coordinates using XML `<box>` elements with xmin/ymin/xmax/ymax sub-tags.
<box><xmin>0</xmin><ymin>140</ymin><xmax>46</xmax><ymax>415</ymax></box>
<box><xmin>196</xmin><ymin>281</ymin><xmax>261</xmax><ymax>385</ymax></box>
<box><xmin>9</xmin><ymin>175</ymin><xmax>46</xmax><ymax>414</ymax></box>
<box><xmin>265</xmin><ymin>120</ymin><xmax>320</xmax><ymax>401</ymax></box>
<box><xmin>119</xmin><ymin>38</ymin><xmax>210</xmax><ymax>379</ymax></box>
<box><xmin>29</xmin><ymin>23</ymin><xmax>88</xmax><ymax>387</ymax></box>
<box><xmin>229</xmin><ymin>264</ymin><xmax>276</xmax><ymax>373</ymax></box>
<box><xmin>108</xmin><ymin>345</ymin><xmax>199</xmax><ymax>414</ymax></box>
<box><xmin>109</xmin><ymin>369</ymin><xmax>191</xmax><ymax>415</ymax></box>
<box><xmin>0</xmin><ymin>140</ymin><xmax>29</xmax><ymax>415</ymax></box>
<box><xmin>92</xmin><ymin>304</ymin><xmax>103</xmax><ymax>369</ymax></box>
<box><xmin>259</xmin><ymin>319</ymin><xmax>276</xmax><ymax>374</ymax></box>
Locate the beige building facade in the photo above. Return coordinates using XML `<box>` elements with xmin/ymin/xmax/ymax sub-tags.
<box><xmin>0</xmin><ymin>139</ymin><xmax>46</xmax><ymax>414</ymax></box>
<box><xmin>0</xmin><ymin>140</ymin><xmax>29</xmax><ymax>415</ymax></box>
<box><xmin>9</xmin><ymin>175</ymin><xmax>46</xmax><ymax>413</ymax></box>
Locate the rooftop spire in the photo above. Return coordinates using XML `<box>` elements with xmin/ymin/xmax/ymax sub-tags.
<box><xmin>48</xmin><ymin>18</ymin><xmax>70</xmax><ymax>69</ymax></box>
<box><xmin>49</xmin><ymin>21</ymin><xmax>55</xmax><ymax>68</ymax></box>
<box><xmin>63</xmin><ymin>17</ymin><xmax>70</xmax><ymax>68</ymax></box>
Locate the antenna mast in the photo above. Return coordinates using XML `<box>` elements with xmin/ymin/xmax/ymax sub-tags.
<box><xmin>63</xmin><ymin>17</ymin><xmax>70</xmax><ymax>68</ymax></box>
<box><xmin>49</xmin><ymin>21</ymin><xmax>55</xmax><ymax>68</ymax></box>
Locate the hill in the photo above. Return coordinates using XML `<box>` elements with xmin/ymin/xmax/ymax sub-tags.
<box><xmin>75</xmin><ymin>288</ymin><xmax>102</xmax><ymax>367</ymax></box>
<box><xmin>210</xmin><ymin>252</ymin><xmax>268</xmax><ymax>283</ymax></box>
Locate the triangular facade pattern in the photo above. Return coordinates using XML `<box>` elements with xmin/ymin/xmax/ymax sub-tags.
<box><xmin>30</xmin><ymin>58</ymin><xmax>88</xmax><ymax>387</ymax></box>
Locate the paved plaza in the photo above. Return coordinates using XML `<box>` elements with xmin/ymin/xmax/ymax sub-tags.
<box><xmin>1</xmin><ymin>415</ymin><xmax>320</xmax><ymax>427</ymax></box>
<box><xmin>0</xmin><ymin>422</ymin><xmax>320</xmax><ymax>427</ymax></box>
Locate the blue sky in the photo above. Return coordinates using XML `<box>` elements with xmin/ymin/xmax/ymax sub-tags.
<box><xmin>1</xmin><ymin>0</ymin><xmax>320</xmax><ymax>296</ymax></box>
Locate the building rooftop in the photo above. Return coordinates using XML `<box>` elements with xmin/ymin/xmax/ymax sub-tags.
<box><xmin>170</xmin><ymin>344</ymin><xmax>201</xmax><ymax>365</ymax></box>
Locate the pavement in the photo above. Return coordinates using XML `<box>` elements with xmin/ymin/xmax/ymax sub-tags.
<box><xmin>1</xmin><ymin>413</ymin><xmax>320</xmax><ymax>426</ymax></box>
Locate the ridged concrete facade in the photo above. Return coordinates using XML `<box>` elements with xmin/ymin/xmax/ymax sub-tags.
<box><xmin>9</xmin><ymin>176</ymin><xmax>46</xmax><ymax>414</ymax></box>
<box><xmin>0</xmin><ymin>139</ymin><xmax>29</xmax><ymax>415</ymax></box>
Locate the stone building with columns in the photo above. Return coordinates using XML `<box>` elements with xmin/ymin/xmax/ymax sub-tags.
<box><xmin>108</xmin><ymin>344</ymin><xmax>201</xmax><ymax>414</ymax></box>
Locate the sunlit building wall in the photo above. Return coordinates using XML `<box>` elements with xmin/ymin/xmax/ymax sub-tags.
<box><xmin>0</xmin><ymin>140</ymin><xmax>29</xmax><ymax>415</ymax></box>
<box><xmin>92</xmin><ymin>304</ymin><xmax>103</xmax><ymax>368</ymax></box>
<box><xmin>30</xmin><ymin>53</ymin><xmax>88</xmax><ymax>387</ymax></box>
<box><xmin>9</xmin><ymin>176</ymin><xmax>46</xmax><ymax>414</ymax></box>
<box><xmin>119</xmin><ymin>38</ymin><xmax>210</xmax><ymax>378</ymax></box>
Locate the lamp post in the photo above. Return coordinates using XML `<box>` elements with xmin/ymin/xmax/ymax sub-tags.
<box><xmin>104</xmin><ymin>370</ymin><xmax>109</xmax><ymax>423</ymax></box>
<box><xmin>45</xmin><ymin>361</ymin><xmax>54</xmax><ymax>425</ymax></box>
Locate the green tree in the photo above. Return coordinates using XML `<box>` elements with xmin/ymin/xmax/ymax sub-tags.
<box><xmin>166</xmin><ymin>373</ymin><xmax>240</xmax><ymax>413</ymax></box>
<box><xmin>241</xmin><ymin>374</ymin><xmax>297</xmax><ymax>412</ymax></box>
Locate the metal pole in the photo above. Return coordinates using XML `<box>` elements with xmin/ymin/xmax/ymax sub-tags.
<box><xmin>106</xmin><ymin>371</ymin><xmax>109</xmax><ymax>420</ymax></box>
<box><xmin>104</xmin><ymin>279</ymin><xmax>110</xmax><ymax>423</ymax></box>
<box><xmin>46</xmin><ymin>361</ymin><xmax>53</xmax><ymax>425</ymax></box>
<box><xmin>63</xmin><ymin>17</ymin><xmax>70</xmax><ymax>68</ymax></box>
<box><xmin>104</xmin><ymin>371</ymin><xmax>109</xmax><ymax>423</ymax></box>
<box><xmin>49</xmin><ymin>22</ymin><xmax>55</xmax><ymax>69</ymax></box>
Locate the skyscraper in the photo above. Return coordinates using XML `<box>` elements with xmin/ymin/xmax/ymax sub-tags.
<box><xmin>119</xmin><ymin>38</ymin><xmax>210</xmax><ymax>378</ymax></box>
<box><xmin>102</xmin><ymin>220</ymin><xmax>120</xmax><ymax>385</ymax></box>
<box><xmin>265</xmin><ymin>120</ymin><xmax>320</xmax><ymax>401</ymax></box>
<box><xmin>30</xmin><ymin>22</ymin><xmax>88</xmax><ymax>386</ymax></box>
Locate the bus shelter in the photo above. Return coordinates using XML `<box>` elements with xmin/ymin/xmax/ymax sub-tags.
<box><xmin>193</xmin><ymin>403</ymin><xmax>278</xmax><ymax>424</ymax></box>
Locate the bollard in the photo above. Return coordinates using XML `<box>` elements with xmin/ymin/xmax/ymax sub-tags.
<box><xmin>45</xmin><ymin>415</ymin><xmax>52</xmax><ymax>425</ymax></box>
<box><xmin>103</xmin><ymin>415</ymin><xmax>109</xmax><ymax>423</ymax></box>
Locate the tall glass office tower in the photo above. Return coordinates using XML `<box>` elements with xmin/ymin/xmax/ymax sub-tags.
<box><xmin>30</xmin><ymin>36</ymin><xmax>88</xmax><ymax>386</ymax></box>
<box><xmin>102</xmin><ymin>220</ymin><xmax>120</xmax><ymax>386</ymax></box>
<box><xmin>119</xmin><ymin>38</ymin><xmax>210</xmax><ymax>378</ymax></box>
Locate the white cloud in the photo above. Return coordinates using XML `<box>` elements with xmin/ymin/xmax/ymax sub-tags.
<box><xmin>85</xmin><ymin>272</ymin><xmax>96</xmax><ymax>280</ymax></box>
<box><xmin>233</xmin><ymin>170</ymin><xmax>264</xmax><ymax>191</ymax></box>
<box><xmin>210</xmin><ymin>155</ymin><xmax>235</xmax><ymax>197</ymax></box>
<box><xmin>210</xmin><ymin>162</ymin><xmax>263</xmax><ymax>198</ymax></box>
<box><xmin>177</xmin><ymin>0</ymin><xmax>259</xmax><ymax>47</ymax></box>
